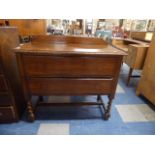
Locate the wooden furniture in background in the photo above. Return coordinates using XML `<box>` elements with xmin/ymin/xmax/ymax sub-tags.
<box><xmin>0</xmin><ymin>19</ymin><xmax>7</xmax><ymax>26</ymax></box>
<box><xmin>124</xmin><ymin>44</ymin><xmax>149</xmax><ymax>85</ymax></box>
<box><xmin>112</xmin><ymin>38</ymin><xmax>129</xmax><ymax>52</ymax></box>
<box><xmin>0</xmin><ymin>27</ymin><xmax>26</xmax><ymax>123</ymax></box>
<box><xmin>3</xmin><ymin>19</ymin><xmax>47</xmax><ymax>36</ymax></box>
<box><xmin>13</xmin><ymin>35</ymin><xmax>126</xmax><ymax>121</ymax></box>
<box><xmin>112</xmin><ymin>37</ymin><xmax>150</xmax><ymax>85</ymax></box>
<box><xmin>137</xmin><ymin>31</ymin><xmax>155</xmax><ymax>105</ymax></box>
<box><xmin>130</xmin><ymin>31</ymin><xmax>153</xmax><ymax>42</ymax></box>
<box><xmin>112</xmin><ymin>38</ymin><xmax>150</xmax><ymax>52</ymax></box>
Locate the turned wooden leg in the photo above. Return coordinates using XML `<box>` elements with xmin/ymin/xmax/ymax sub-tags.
<box><xmin>126</xmin><ymin>67</ymin><xmax>133</xmax><ymax>86</ymax></box>
<box><xmin>97</xmin><ymin>95</ymin><xmax>112</xmax><ymax>120</ymax></box>
<box><xmin>103</xmin><ymin>96</ymin><xmax>113</xmax><ymax>120</ymax></box>
<box><xmin>27</xmin><ymin>101</ymin><xmax>35</xmax><ymax>122</ymax></box>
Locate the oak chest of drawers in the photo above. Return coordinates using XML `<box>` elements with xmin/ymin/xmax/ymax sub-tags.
<box><xmin>13</xmin><ymin>35</ymin><xmax>126</xmax><ymax>121</ymax></box>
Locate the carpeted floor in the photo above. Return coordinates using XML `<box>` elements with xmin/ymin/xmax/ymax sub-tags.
<box><xmin>0</xmin><ymin>64</ymin><xmax>155</xmax><ymax>135</ymax></box>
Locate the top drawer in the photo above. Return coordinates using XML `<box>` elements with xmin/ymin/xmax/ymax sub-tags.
<box><xmin>22</xmin><ymin>55</ymin><xmax>121</xmax><ymax>77</ymax></box>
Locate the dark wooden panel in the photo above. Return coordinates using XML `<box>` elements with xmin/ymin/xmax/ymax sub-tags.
<box><xmin>23</xmin><ymin>55</ymin><xmax>120</xmax><ymax>77</ymax></box>
<box><xmin>0</xmin><ymin>95</ymin><xmax>12</xmax><ymax>106</ymax></box>
<box><xmin>0</xmin><ymin>75</ymin><xmax>8</xmax><ymax>92</ymax></box>
<box><xmin>0</xmin><ymin>63</ymin><xmax>3</xmax><ymax>74</ymax></box>
<box><xmin>28</xmin><ymin>78</ymin><xmax>113</xmax><ymax>95</ymax></box>
<box><xmin>0</xmin><ymin>27</ymin><xmax>26</xmax><ymax>121</ymax></box>
<box><xmin>0</xmin><ymin>106</ymin><xmax>17</xmax><ymax>122</ymax></box>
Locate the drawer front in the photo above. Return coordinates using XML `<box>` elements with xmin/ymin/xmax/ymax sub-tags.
<box><xmin>22</xmin><ymin>55</ymin><xmax>121</xmax><ymax>77</ymax></box>
<box><xmin>0</xmin><ymin>76</ymin><xmax>8</xmax><ymax>92</ymax></box>
<box><xmin>28</xmin><ymin>78</ymin><xmax>113</xmax><ymax>95</ymax></box>
<box><xmin>0</xmin><ymin>106</ymin><xmax>16</xmax><ymax>122</ymax></box>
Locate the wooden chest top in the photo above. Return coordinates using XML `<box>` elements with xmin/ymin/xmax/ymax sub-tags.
<box><xmin>13</xmin><ymin>35</ymin><xmax>126</xmax><ymax>56</ymax></box>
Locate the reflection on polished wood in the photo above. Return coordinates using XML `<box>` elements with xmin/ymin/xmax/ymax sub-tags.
<box><xmin>14</xmin><ymin>35</ymin><xmax>126</xmax><ymax>122</ymax></box>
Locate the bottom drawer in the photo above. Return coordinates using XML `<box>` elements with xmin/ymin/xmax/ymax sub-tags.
<box><xmin>28</xmin><ymin>78</ymin><xmax>114</xmax><ymax>95</ymax></box>
<box><xmin>0</xmin><ymin>106</ymin><xmax>17</xmax><ymax>123</ymax></box>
